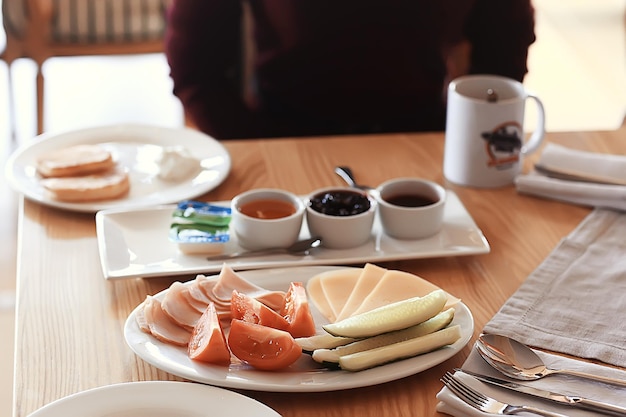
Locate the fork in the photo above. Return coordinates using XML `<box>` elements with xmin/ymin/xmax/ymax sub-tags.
<box><xmin>441</xmin><ymin>372</ymin><xmax>570</xmax><ymax>417</ymax></box>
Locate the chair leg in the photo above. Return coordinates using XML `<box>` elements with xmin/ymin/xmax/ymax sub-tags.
<box><xmin>36</xmin><ymin>64</ymin><xmax>45</xmax><ymax>135</ymax></box>
<box><xmin>5</xmin><ymin>62</ymin><xmax>17</xmax><ymax>143</ymax></box>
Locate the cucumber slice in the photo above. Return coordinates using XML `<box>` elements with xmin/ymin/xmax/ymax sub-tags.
<box><xmin>295</xmin><ymin>333</ymin><xmax>357</xmax><ymax>353</ymax></box>
<box><xmin>322</xmin><ymin>289</ymin><xmax>447</xmax><ymax>338</ymax></box>
<box><xmin>312</xmin><ymin>307</ymin><xmax>454</xmax><ymax>364</ymax></box>
<box><xmin>338</xmin><ymin>325</ymin><xmax>462</xmax><ymax>371</ymax></box>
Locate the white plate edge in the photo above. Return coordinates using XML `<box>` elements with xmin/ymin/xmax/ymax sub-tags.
<box><xmin>123</xmin><ymin>265</ymin><xmax>474</xmax><ymax>393</ymax></box>
<box><xmin>27</xmin><ymin>380</ymin><xmax>282</xmax><ymax>417</ymax></box>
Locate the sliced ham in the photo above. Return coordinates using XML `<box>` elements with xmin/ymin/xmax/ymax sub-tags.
<box><xmin>141</xmin><ymin>295</ymin><xmax>191</xmax><ymax>346</ymax></box>
<box><xmin>181</xmin><ymin>285</ymin><xmax>210</xmax><ymax>313</ymax></box>
<box><xmin>161</xmin><ymin>282</ymin><xmax>203</xmax><ymax>330</ymax></box>
<box><xmin>136</xmin><ymin>266</ymin><xmax>294</xmax><ymax>349</ymax></box>
<box><xmin>187</xmin><ymin>276</ymin><xmax>214</xmax><ymax>306</ymax></box>
<box><xmin>135</xmin><ymin>302</ymin><xmax>150</xmax><ymax>333</ymax></box>
<box><xmin>193</xmin><ymin>275</ymin><xmax>230</xmax><ymax>309</ymax></box>
<box><xmin>211</xmin><ymin>265</ymin><xmax>286</xmax><ymax>309</ymax></box>
<box><xmin>211</xmin><ymin>264</ymin><xmax>265</xmax><ymax>301</ymax></box>
<box><xmin>187</xmin><ymin>275</ymin><xmax>235</xmax><ymax>318</ymax></box>
<box><xmin>213</xmin><ymin>264</ymin><xmax>285</xmax><ymax>310</ymax></box>
<box><xmin>192</xmin><ymin>274</ymin><xmax>217</xmax><ymax>298</ymax></box>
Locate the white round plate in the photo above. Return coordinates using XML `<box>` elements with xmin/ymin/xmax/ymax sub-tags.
<box><xmin>125</xmin><ymin>266</ymin><xmax>474</xmax><ymax>392</ymax></box>
<box><xmin>27</xmin><ymin>381</ymin><xmax>281</xmax><ymax>417</ymax></box>
<box><xmin>5</xmin><ymin>124</ymin><xmax>231</xmax><ymax>213</ymax></box>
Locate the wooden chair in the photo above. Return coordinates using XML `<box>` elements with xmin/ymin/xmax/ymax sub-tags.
<box><xmin>1</xmin><ymin>0</ymin><xmax>171</xmax><ymax>135</ymax></box>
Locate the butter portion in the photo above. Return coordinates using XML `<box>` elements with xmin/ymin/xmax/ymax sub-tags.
<box><xmin>157</xmin><ymin>146</ymin><xmax>201</xmax><ymax>181</ymax></box>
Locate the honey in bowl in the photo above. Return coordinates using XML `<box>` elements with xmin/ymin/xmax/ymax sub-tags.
<box><xmin>238</xmin><ymin>199</ymin><xmax>296</xmax><ymax>219</ymax></box>
<box><xmin>384</xmin><ymin>193</ymin><xmax>438</xmax><ymax>208</ymax></box>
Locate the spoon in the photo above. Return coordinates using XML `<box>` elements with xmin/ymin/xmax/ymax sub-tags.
<box><xmin>206</xmin><ymin>236</ymin><xmax>322</xmax><ymax>261</ymax></box>
<box><xmin>334</xmin><ymin>166</ymin><xmax>373</xmax><ymax>190</ymax></box>
<box><xmin>477</xmin><ymin>333</ymin><xmax>626</xmax><ymax>387</ymax></box>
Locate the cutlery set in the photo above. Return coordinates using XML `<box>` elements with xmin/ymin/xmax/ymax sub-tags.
<box><xmin>441</xmin><ymin>371</ymin><xmax>569</xmax><ymax>417</ymax></box>
<box><xmin>442</xmin><ymin>334</ymin><xmax>626</xmax><ymax>416</ymax></box>
<box><xmin>459</xmin><ymin>369</ymin><xmax>626</xmax><ymax>416</ymax></box>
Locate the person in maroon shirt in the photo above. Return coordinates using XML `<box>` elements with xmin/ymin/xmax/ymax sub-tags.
<box><xmin>165</xmin><ymin>0</ymin><xmax>536</xmax><ymax>139</ymax></box>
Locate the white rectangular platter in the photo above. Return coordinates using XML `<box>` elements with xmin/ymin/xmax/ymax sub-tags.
<box><xmin>96</xmin><ymin>191</ymin><xmax>489</xmax><ymax>280</ymax></box>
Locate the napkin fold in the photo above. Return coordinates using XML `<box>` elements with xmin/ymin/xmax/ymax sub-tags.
<box><xmin>436</xmin><ymin>347</ymin><xmax>626</xmax><ymax>417</ymax></box>
<box><xmin>438</xmin><ymin>208</ymin><xmax>626</xmax><ymax>416</ymax></box>
<box><xmin>482</xmin><ymin>208</ymin><xmax>626</xmax><ymax>367</ymax></box>
<box><xmin>539</xmin><ymin>142</ymin><xmax>626</xmax><ymax>183</ymax></box>
<box><xmin>516</xmin><ymin>143</ymin><xmax>626</xmax><ymax>211</ymax></box>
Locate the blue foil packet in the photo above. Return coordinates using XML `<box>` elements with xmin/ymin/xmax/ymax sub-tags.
<box><xmin>173</xmin><ymin>200</ymin><xmax>232</xmax><ymax>227</ymax></box>
<box><xmin>169</xmin><ymin>200</ymin><xmax>232</xmax><ymax>253</ymax></box>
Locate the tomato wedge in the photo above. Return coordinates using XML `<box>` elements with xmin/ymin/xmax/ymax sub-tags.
<box><xmin>231</xmin><ymin>290</ymin><xmax>289</xmax><ymax>331</ymax></box>
<box><xmin>188</xmin><ymin>302</ymin><xmax>231</xmax><ymax>365</ymax></box>
<box><xmin>281</xmin><ymin>282</ymin><xmax>316</xmax><ymax>338</ymax></box>
<box><xmin>228</xmin><ymin>319</ymin><xmax>303</xmax><ymax>370</ymax></box>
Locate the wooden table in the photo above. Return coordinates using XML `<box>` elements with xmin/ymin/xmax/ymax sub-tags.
<box><xmin>13</xmin><ymin>128</ymin><xmax>626</xmax><ymax>417</ymax></box>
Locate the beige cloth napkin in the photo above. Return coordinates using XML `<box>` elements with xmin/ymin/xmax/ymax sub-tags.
<box><xmin>483</xmin><ymin>208</ymin><xmax>626</xmax><ymax>367</ymax></box>
<box><xmin>437</xmin><ymin>208</ymin><xmax>626</xmax><ymax>416</ymax></box>
<box><xmin>539</xmin><ymin>143</ymin><xmax>626</xmax><ymax>183</ymax></box>
<box><xmin>436</xmin><ymin>347</ymin><xmax>626</xmax><ymax>417</ymax></box>
<box><xmin>515</xmin><ymin>143</ymin><xmax>626</xmax><ymax>211</ymax></box>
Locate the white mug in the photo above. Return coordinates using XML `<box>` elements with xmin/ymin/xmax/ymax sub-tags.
<box><xmin>443</xmin><ymin>75</ymin><xmax>545</xmax><ymax>188</ymax></box>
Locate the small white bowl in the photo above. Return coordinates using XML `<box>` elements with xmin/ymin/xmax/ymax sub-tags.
<box><xmin>231</xmin><ymin>188</ymin><xmax>305</xmax><ymax>250</ymax></box>
<box><xmin>305</xmin><ymin>186</ymin><xmax>376</xmax><ymax>249</ymax></box>
<box><xmin>375</xmin><ymin>178</ymin><xmax>446</xmax><ymax>240</ymax></box>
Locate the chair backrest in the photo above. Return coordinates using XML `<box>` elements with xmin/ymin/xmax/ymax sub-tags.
<box><xmin>1</xmin><ymin>0</ymin><xmax>174</xmax><ymax>135</ymax></box>
<box><xmin>49</xmin><ymin>0</ymin><xmax>169</xmax><ymax>44</ymax></box>
<box><xmin>2</xmin><ymin>0</ymin><xmax>170</xmax><ymax>61</ymax></box>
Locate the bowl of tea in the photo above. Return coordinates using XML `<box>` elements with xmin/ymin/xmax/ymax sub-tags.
<box><xmin>375</xmin><ymin>178</ymin><xmax>446</xmax><ymax>240</ymax></box>
<box><xmin>231</xmin><ymin>188</ymin><xmax>305</xmax><ymax>250</ymax></box>
<box><xmin>305</xmin><ymin>186</ymin><xmax>377</xmax><ymax>249</ymax></box>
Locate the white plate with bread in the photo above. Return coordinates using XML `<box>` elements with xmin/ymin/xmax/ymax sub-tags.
<box><xmin>5</xmin><ymin>124</ymin><xmax>231</xmax><ymax>213</ymax></box>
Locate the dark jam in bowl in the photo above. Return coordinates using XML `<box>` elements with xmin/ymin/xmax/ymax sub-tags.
<box><xmin>309</xmin><ymin>190</ymin><xmax>371</xmax><ymax>216</ymax></box>
<box><xmin>384</xmin><ymin>193</ymin><xmax>438</xmax><ymax>208</ymax></box>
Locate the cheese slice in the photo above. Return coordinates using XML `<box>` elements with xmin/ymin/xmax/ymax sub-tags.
<box><xmin>306</xmin><ymin>274</ymin><xmax>335</xmax><ymax>323</ymax></box>
<box><xmin>334</xmin><ymin>263</ymin><xmax>387</xmax><ymax>322</ymax></box>
<box><xmin>319</xmin><ymin>268</ymin><xmax>362</xmax><ymax>322</ymax></box>
<box><xmin>349</xmin><ymin>269</ymin><xmax>460</xmax><ymax>317</ymax></box>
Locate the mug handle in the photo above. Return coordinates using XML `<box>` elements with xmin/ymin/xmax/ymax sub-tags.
<box><xmin>521</xmin><ymin>94</ymin><xmax>545</xmax><ymax>155</ymax></box>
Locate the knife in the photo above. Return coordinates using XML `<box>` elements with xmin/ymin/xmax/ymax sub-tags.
<box><xmin>457</xmin><ymin>369</ymin><xmax>626</xmax><ymax>416</ymax></box>
<box><xmin>533</xmin><ymin>164</ymin><xmax>626</xmax><ymax>186</ymax></box>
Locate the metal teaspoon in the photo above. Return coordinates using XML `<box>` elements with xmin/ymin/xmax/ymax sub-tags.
<box><xmin>334</xmin><ymin>166</ymin><xmax>373</xmax><ymax>190</ymax></box>
<box><xmin>477</xmin><ymin>333</ymin><xmax>626</xmax><ymax>387</ymax></box>
<box><xmin>206</xmin><ymin>236</ymin><xmax>322</xmax><ymax>261</ymax></box>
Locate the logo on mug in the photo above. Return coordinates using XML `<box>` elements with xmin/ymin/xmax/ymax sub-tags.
<box><xmin>481</xmin><ymin>121</ymin><xmax>522</xmax><ymax>170</ymax></box>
